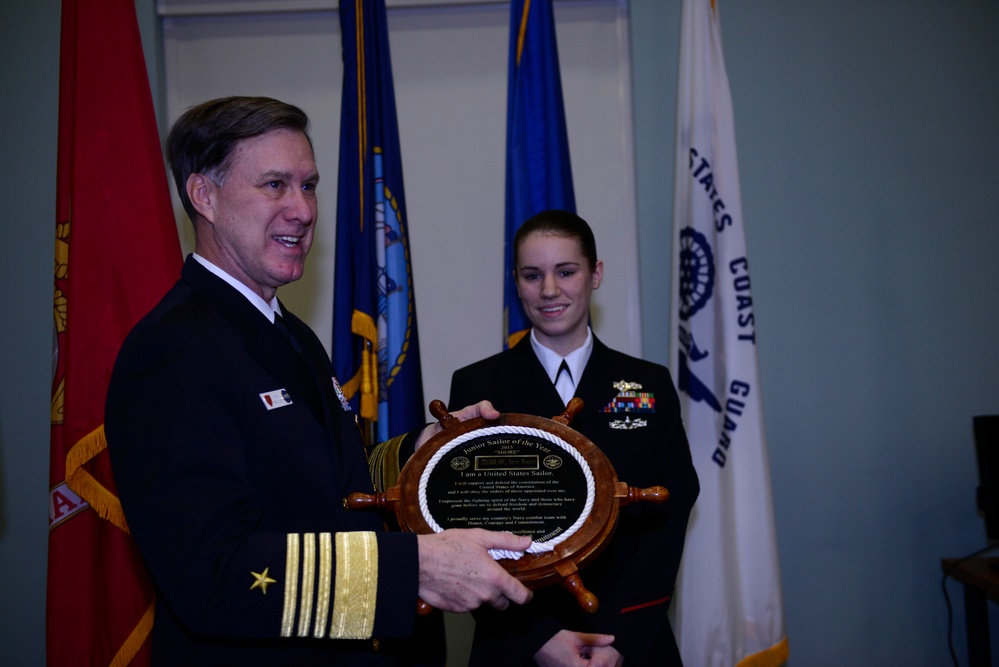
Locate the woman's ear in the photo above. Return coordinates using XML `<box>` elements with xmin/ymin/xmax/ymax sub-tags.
<box><xmin>591</xmin><ymin>259</ymin><xmax>604</xmax><ymax>290</ymax></box>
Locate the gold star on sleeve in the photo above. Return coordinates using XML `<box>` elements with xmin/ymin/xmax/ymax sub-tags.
<box><xmin>250</xmin><ymin>567</ymin><xmax>277</xmax><ymax>595</ymax></box>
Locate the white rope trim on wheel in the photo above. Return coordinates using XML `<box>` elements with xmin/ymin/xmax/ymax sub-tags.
<box><xmin>418</xmin><ymin>424</ymin><xmax>595</xmax><ymax>560</ymax></box>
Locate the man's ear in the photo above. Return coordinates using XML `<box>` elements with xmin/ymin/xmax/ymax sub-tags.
<box><xmin>186</xmin><ymin>173</ymin><xmax>216</xmax><ymax>223</ymax></box>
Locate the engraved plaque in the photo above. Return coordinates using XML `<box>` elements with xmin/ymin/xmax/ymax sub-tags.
<box><xmin>346</xmin><ymin>399</ymin><xmax>669</xmax><ymax>613</ymax></box>
<box><xmin>421</xmin><ymin>427</ymin><xmax>591</xmax><ymax>552</ymax></box>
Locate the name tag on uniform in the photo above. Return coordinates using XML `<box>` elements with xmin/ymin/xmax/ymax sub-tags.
<box><xmin>260</xmin><ymin>388</ymin><xmax>293</xmax><ymax>410</ymax></box>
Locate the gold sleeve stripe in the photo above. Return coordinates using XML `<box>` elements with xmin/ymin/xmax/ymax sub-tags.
<box><xmin>313</xmin><ymin>532</ymin><xmax>333</xmax><ymax>638</ymax></box>
<box><xmin>297</xmin><ymin>533</ymin><xmax>316</xmax><ymax>637</ymax></box>
<box><xmin>368</xmin><ymin>434</ymin><xmax>406</xmax><ymax>492</ymax></box>
<box><xmin>330</xmin><ymin>531</ymin><xmax>378</xmax><ymax>639</ymax></box>
<box><xmin>281</xmin><ymin>533</ymin><xmax>300</xmax><ymax>638</ymax></box>
<box><xmin>278</xmin><ymin>531</ymin><xmax>377</xmax><ymax>641</ymax></box>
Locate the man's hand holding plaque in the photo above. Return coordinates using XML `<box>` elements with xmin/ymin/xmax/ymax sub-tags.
<box><xmin>416</xmin><ymin>528</ymin><xmax>533</xmax><ymax>612</ymax></box>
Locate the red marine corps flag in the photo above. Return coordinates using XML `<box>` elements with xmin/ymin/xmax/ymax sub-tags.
<box><xmin>47</xmin><ymin>0</ymin><xmax>181</xmax><ymax>664</ymax></box>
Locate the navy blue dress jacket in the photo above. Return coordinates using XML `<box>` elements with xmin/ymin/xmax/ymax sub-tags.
<box><xmin>106</xmin><ymin>257</ymin><xmax>423</xmax><ymax>666</ymax></box>
<box><xmin>448</xmin><ymin>336</ymin><xmax>699</xmax><ymax>667</ymax></box>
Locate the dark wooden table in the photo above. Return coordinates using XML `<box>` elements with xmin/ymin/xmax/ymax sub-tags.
<box><xmin>943</xmin><ymin>557</ymin><xmax>999</xmax><ymax>666</ymax></box>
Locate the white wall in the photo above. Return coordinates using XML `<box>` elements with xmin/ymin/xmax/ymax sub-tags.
<box><xmin>161</xmin><ymin>0</ymin><xmax>638</xmax><ymax>415</ymax></box>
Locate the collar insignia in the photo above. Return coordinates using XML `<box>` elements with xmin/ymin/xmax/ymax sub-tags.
<box><xmin>331</xmin><ymin>376</ymin><xmax>352</xmax><ymax>412</ymax></box>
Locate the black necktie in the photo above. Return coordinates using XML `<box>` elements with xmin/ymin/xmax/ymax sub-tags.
<box><xmin>555</xmin><ymin>360</ymin><xmax>572</xmax><ymax>384</ymax></box>
<box><xmin>274</xmin><ymin>313</ymin><xmax>302</xmax><ymax>353</ymax></box>
<box><xmin>555</xmin><ymin>360</ymin><xmax>574</xmax><ymax>404</ymax></box>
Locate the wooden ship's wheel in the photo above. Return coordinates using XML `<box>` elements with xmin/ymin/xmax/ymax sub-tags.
<box><xmin>346</xmin><ymin>399</ymin><xmax>669</xmax><ymax>613</ymax></box>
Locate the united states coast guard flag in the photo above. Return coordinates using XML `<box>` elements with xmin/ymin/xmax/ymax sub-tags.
<box><xmin>668</xmin><ymin>1</ymin><xmax>789</xmax><ymax>665</ymax></box>
<box><xmin>334</xmin><ymin>0</ymin><xmax>425</xmax><ymax>441</ymax></box>
<box><xmin>503</xmin><ymin>0</ymin><xmax>575</xmax><ymax>348</ymax></box>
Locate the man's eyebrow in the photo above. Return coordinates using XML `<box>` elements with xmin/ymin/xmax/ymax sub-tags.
<box><xmin>259</xmin><ymin>169</ymin><xmax>293</xmax><ymax>180</ymax></box>
<box><xmin>259</xmin><ymin>169</ymin><xmax>320</xmax><ymax>182</ymax></box>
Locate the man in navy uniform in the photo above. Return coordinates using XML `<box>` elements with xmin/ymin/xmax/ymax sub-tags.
<box><xmin>105</xmin><ymin>96</ymin><xmax>531</xmax><ymax>665</ymax></box>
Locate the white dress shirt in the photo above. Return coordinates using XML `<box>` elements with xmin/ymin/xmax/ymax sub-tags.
<box><xmin>530</xmin><ymin>327</ymin><xmax>594</xmax><ymax>406</ymax></box>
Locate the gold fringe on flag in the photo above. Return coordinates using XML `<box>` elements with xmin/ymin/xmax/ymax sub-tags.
<box><xmin>340</xmin><ymin>309</ymin><xmax>379</xmax><ymax>423</ymax></box>
<box><xmin>65</xmin><ymin>424</ymin><xmax>130</xmax><ymax>534</ymax></box>
<box><xmin>65</xmin><ymin>422</ymin><xmax>157</xmax><ymax>667</ymax></box>
<box><xmin>735</xmin><ymin>637</ymin><xmax>790</xmax><ymax>667</ymax></box>
<box><xmin>108</xmin><ymin>601</ymin><xmax>155</xmax><ymax>667</ymax></box>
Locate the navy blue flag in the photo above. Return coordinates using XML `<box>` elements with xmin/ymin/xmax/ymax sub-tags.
<box><xmin>503</xmin><ymin>0</ymin><xmax>576</xmax><ymax>349</ymax></box>
<box><xmin>334</xmin><ymin>0</ymin><xmax>424</xmax><ymax>441</ymax></box>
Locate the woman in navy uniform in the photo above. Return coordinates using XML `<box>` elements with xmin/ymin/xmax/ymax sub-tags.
<box><xmin>448</xmin><ymin>210</ymin><xmax>699</xmax><ymax>667</ymax></box>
